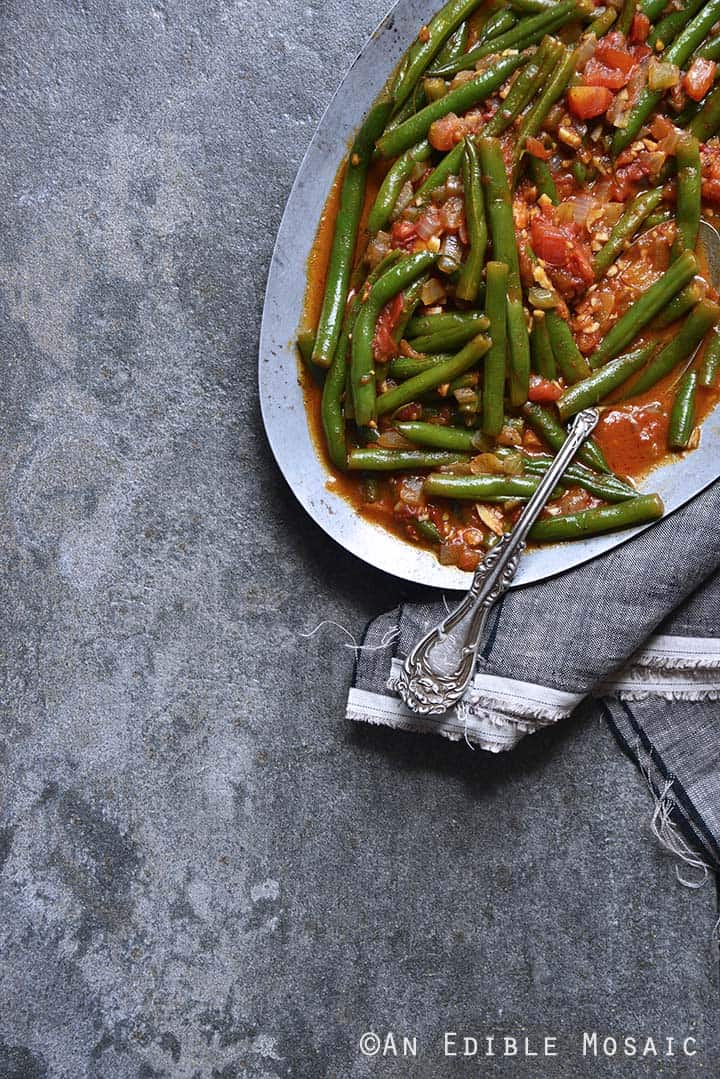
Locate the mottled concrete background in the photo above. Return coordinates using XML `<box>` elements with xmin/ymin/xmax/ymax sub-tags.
<box><xmin>0</xmin><ymin>1</ymin><xmax>717</xmax><ymax>1076</ymax></box>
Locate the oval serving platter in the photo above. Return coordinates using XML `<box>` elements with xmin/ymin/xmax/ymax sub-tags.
<box><xmin>259</xmin><ymin>0</ymin><xmax>720</xmax><ymax>590</ymax></box>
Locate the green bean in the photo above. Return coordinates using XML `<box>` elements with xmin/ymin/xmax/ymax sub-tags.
<box><xmin>431</xmin><ymin>2</ymin><xmax>578</xmax><ymax>78</ymax></box>
<box><xmin>668</xmin><ymin>370</ymin><xmax>698</xmax><ymax>449</ymax></box>
<box><xmin>612</xmin><ymin>0</ymin><xmax>720</xmax><ymax>155</ymax></box>
<box><xmin>588</xmin><ymin>6</ymin><xmax>617</xmax><ymax>36</ymax></box>
<box><xmin>544</xmin><ymin>310</ymin><xmax>592</xmax><ymax>384</ymax></box>
<box><xmin>521</xmin><ymin>454</ymin><xmax>637</xmax><ymax>501</ymax></box>
<box><xmin>688</xmin><ymin>86</ymin><xmax>720</xmax><ymax>141</ymax></box>
<box><xmin>697</xmin><ymin>36</ymin><xmax>720</xmax><ymax>61</ymax></box>
<box><xmin>557</xmin><ymin>345</ymin><xmax>655</xmax><ymax>420</ymax></box>
<box><xmin>377</xmin><ymin>53</ymin><xmax>526</xmax><ymax>158</ymax></box>
<box><xmin>511</xmin><ymin>44</ymin><xmax>577</xmax><ymax>184</ymax></box>
<box><xmin>674</xmin><ymin>133</ymin><xmax>701</xmax><ymax>256</ymax></box>
<box><xmin>629</xmin><ymin>300</ymin><xmax>720</xmax><ymax>395</ymax></box>
<box><xmin>529</xmin><ymin>494</ymin><xmax>664</xmax><ymax>542</ymax></box>
<box><xmin>312</xmin><ymin>95</ymin><xmax>394</xmax><ymax>368</ymax></box>
<box><xmin>483</xmin><ymin>261</ymin><xmax>509</xmax><ymax>437</ymax></box>
<box><xmin>348</xmin><ymin>448</ymin><xmax>466</xmax><ymax>470</ymax></box>
<box><xmin>653</xmin><ymin>281</ymin><xmax>704</xmax><ymax>328</ymax></box>
<box><xmin>528</xmin><ymin>156</ymin><xmax>559</xmax><ymax>203</ymax></box>
<box><xmin>424</xmin><ymin>473</ymin><xmax>544</xmax><ymax>501</ymax></box>
<box><xmin>483</xmin><ymin>46</ymin><xmax>547</xmax><ymax>137</ymax></box>
<box><xmin>531</xmin><ymin>313</ymin><xmax>557</xmax><ymax>379</ymax></box>
<box><xmin>391</xmin><ymin>275</ymin><xmax>430</xmax><ymax>350</ymax></box>
<box><xmin>435</xmin><ymin>19</ymin><xmax>469</xmax><ymax>67</ymax></box>
<box><xmin>456</xmin><ymin>141</ymin><xmax>487</xmax><ymax>303</ymax></box>
<box><xmin>397</xmin><ymin>421</ymin><xmax>479</xmax><ymax>451</ymax></box>
<box><xmin>523</xmin><ymin>402</ymin><xmax>611</xmax><ymax>472</ymax></box>
<box><xmin>592</xmin><ymin>188</ymin><xmax>664</xmax><ymax>278</ymax></box>
<box><xmin>322</xmin><ymin>252</ymin><xmax>400</xmax><ymax>468</ymax></box>
<box><xmin>477</xmin><ymin>9</ymin><xmax>517</xmax><ymax>44</ymax></box>
<box><xmin>588</xmin><ymin>251</ymin><xmax>697</xmax><ymax>369</ymax></box>
<box><xmin>479</xmin><ymin>136</ymin><xmax>531</xmax><ymax>406</ymax></box>
<box><xmin>351</xmin><ymin>252</ymin><xmax>438</xmax><ymax>426</ymax></box>
<box><xmin>409</xmin><ymin>322</ymin><xmax>492</xmax><ymax>353</ymax></box>
<box><xmin>407</xmin><ymin>310</ymin><xmax>487</xmax><ymax>338</ymax></box>
<box><xmin>641</xmin><ymin>0</ymin><xmax>668</xmax><ymax>20</ymax></box>
<box><xmin>642</xmin><ymin>208</ymin><xmax>674</xmax><ymax>231</ymax></box>
<box><xmin>377</xmin><ymin>333</ymin><xmax>490</xmax><ymax>416</ymax></box>
<box><xmin>388</xmin><ymin>353</ymin><xmax>455</xmax><ymax>380</ymax></box>
<box><xmin>616</xmin><ymin>0</ymin><xmax>636</xmax><ymax>37</ymax></box>
<box><xmin>649</xmin><ymin>0</ymin><xmax>706</xmax><ymax>49</ymax></box>
<box><xmin>367</xmin><ymin>141</ymin><xmax>431</xmax><ymax>234</ymax></box>
<box><xmin>297</xmin><ymin>330</ymin><xmax>315</xmax><ymax>367</ymax></box>
<box><xmin>415</xmin><ymin>518</ymin><xmax>444</xmax><ymax>544</ymax></box>
<box><xmin>700</xmin><ymin>327</ymin><xmax>720</xmax><ymax>386</ymax></box>
<box><xmin>415</xmin><ymin>140</ymin><xmax>466</xmax><ymax>201</ymax></box>
<box><xmin>393</xmin><ymin>0</ymin><xmax>485</xmax><ymax>110</ymax></box>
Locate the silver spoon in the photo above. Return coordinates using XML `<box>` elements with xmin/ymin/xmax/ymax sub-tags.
<box><xmin>395</xmin><ymin>408</ymin><xmax>600</xmax><ymax>715</ymax></box>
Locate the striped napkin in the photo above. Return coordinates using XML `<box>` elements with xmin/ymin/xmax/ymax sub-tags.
<box><xmin>348</xmin><ymin>481</ymin><xmax>720</xmax><ymax>872</ymax></box>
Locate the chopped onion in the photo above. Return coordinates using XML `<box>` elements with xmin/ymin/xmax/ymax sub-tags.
<box><xmin>446</xmin><ymin>174</ymin><xmax>464</xmax><ymax>196</ymax></box>
<box><xmin>648</xmin><ymin>59</ymin><xmax>680</xmax><ymax>92</ymax></box>
<box><xmin>438</xmin><ymin>233</ymin><xmax>463</xmax><ymax>275</ymax></box>
<box><xmin>398</xmin><ymin>475</ymin><xmax>424</xmax><ymax>506</ymax></box>
<box><xmin>575</xmin><ymin>32</ymin><xmax>598</xmax><ymax>69</ymax></box>
<box><xmin>568</xmin><ymin>192</ymin><xmax>596</xmax><ymax>226</ymax></box>
<box><xmin>556</xmin><ymin>202</ymin><xmax>575</xmax><ymax>225</ymax></box>
<box><xmin>366</xmin><ymin>230</ymin><xmax>391</xmax><ymax>266</ymax></box>
<box><xmin>415</xmin><ymin>205</ymin><xmax>444</xmax><ymax>240</ymax></box>
<box><xmin>423</xmin><ymin>77</ymin><xmax>448</xmax><ymax>102</ymax></box>
<box><xmin>475</xmin><ymin>503</ymin><xmax>505</xmax><ymax>535</ymax></box>
<box><xmin>376</xmin><ymin>429</ymin><xmax>416</xmax><ymax>450</ymax></box>
<box><xmin>442</xmin><ymin>195</ymin><xmax>465</xmax><ymax>231</ymax></box>
<box><xmin>528</xmin><ymin>286</ymin><xmax>559</xmax><ymax>310</ymax></box>
<box><xmin>420</xmin><ymin>277</ymin><xmax>447</xmax><ymax>305</ymax></box>
<box><xmin>391</xmin><ymin>181</ymin><xmax>414</xmax><ymax>221</ymax></box>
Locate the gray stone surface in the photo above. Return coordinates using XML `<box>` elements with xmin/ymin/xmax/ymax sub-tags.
<box><xmin>0</xmin><ymin>1</ymin><xmax>717</xmax><ymax>1076</ymax></box>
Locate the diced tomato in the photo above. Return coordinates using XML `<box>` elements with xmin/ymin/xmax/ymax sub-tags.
<box><xmin>530</xmin><ymin>217</ymin><xmax>595</xmax><ymax>296</ymax></box>
<box><xmin>703</xmin><ymin>178</ymin><xmax>720</xmax><ymax>202</ymax></box>
<box><xmin>595</xmin><ymin>33</ymin><xmax>635</xmax><ymax>73</ymax></box>
<box><xmin>373</xmin><ymin>293</ymin><xmax>404</xmax><ymax>363</ymax></box>
<box><xmin>528</xmin><ymin>375</ymin><xmax>563</xmax><ymax>403</ymax></box>
<box><xmin>390</xmin><ymin>219</ymin><xmax>418</xmax><ymax>251</ymax></box>
<box><xmin>629</xmin><ymin>11</ymin><xmax>650</xmax><ymax>44</ymax></box>
<box><xmin>428</xmin><ymin>112</ymin><xmax>462</xmax><ymax>151</ymax></box>
<box><xmin>525</xmin><ymin>135</ymin><xmax>551</xmax><ymax>159</ymax></box>
<box><xmin>683</xmin><ymin>58</ymin><xmax>717</xmax><ymax>102</ymax></box>
<box><xmin>567</xmin><ymin>85</ymin><xmax>614</xmax><ymax>120</ymax></box>
<box><xmin>583</xmin><ymin>58</ymin><xmax>630</xmax><ymax>90</ymax></box>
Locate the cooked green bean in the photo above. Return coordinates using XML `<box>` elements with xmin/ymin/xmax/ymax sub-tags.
<box><xmin>616</xmin><ymin>0</ymin><xmax>636</xmax><ymax>37</ymax></box>
<box><xmin>697</xmin><ymin>35</ymin><xmax>720</xmax><ymax>62</ymax></box>
<box><xmin>407</xmin><ymin>310</ymin><xmax>487</xmax><ymax>338</ymax></box>
<box><xmin>511</xmin><ymin>42</ymin><xmax>576</xmax><ymax>183</ymax></box>
<box><xmin>557</xmin><ymin>345</ymin><xmax>655</xmax><ymax>420</ymax></box>
<box><xmin>653</xmin><ymin>281</ymin><xmax>704</xmax><ymax>329</ymax></box>
<box><xmin>392</xmin><ymin>274</ymin><xmax>429</xmax><ymax>346</ymax></box>
<box><xmin>435</xmin><ymin>19</ymin><xmax>469</xmax><ymax>66</ymax></box>
<box><xmin>397</xmin><ymin>421</ymin><xmax>479</xmax><ymax>451</ymax></box>
<box><xmin>688</xmin><ymin>86</ymin><xmax>720</xmax><ymax>142</ymax></box>
<box><xmin>479</xmin><ymin>136</ymin><xmax>531</xmax><ymax>406</ymax></box>
<box><xmin>456</xmin><ymin>140</ymin><xmax>487</xmax><ymax>303</ymax></box>
<box><xmin>393</xmin><ymin>0</ymin><xmax>485</xmax><ymax>109</ymax></box>
<box><xmin>476</xmin><ymin>8</ymin><xmax>517</xmax><ymax>43</ymax></box>
<box><xmin>351</xmin><ymin>252</ymin><xmax>438</xmax><ymax>426</ymax></box>
<box><xmin>668</xmin><ymin>370</ymin><xmax>698</xmax><ymax>449</ymax></box>
<box><xmin>424</xmin><ymin>473</ymin><xmax>544</xmax><ymax>500</ymax></box>
<box><xmin>409</xmin><ymin>321</ymin><xmax>492</xmax><ymax>353</ymax></box>
<box><xmin>312</xmin><ymin>94</ymin><xmax>394</xmax><ymax>368</ymax></box>
<box><xmin>588</xmin><ymin>6</ymin><xmax>617</xmax><ymax>36</ymax></box>
<box><xmin>674</xmin><ymin>133</ymin><xmax>701</xmax><ymax>257</ymax></box>
<box><xmin>348</xmin><ymin>448</ymin><xmax>466</xmax><ymax>470</ymax></box>
<box><xmin>629</xmin><ymin>299</ymin><xmax>720</xmax><ymax>396</ymax></box>
<box><xmin>415</xmin><ymin>140</ymin><xmax>466</xmax><ymax>201</ymax></box>
<box><xmin>531</xmin><ymin>313</ymin><xmax>557</xmax><ymax>380</ymax></box>
<box><xmin>297</xmin><ymin>330</ymin><xmax>315</xmax><ymax>367</ymax></box>
<box><xmin>588</xmin><ymin>252</ymin><xmax>698</xmax><ymax>369</ymax></box>
<box><xmin>483</xmin><ymin>261</ymin><xmax>509</xmax><ymax>437</ymax></box>
<box><xmin>649</xmin><ymin>0</ymin><xmax>706</xmax><ymax>49</ymax></box>
<box><xmin>483</xmin><ymin>46</ymin><xmax>547</xmax><ymax>138</ymax></box>
<box><xmin>529</xmin><ymin>494</ymin><xmax>664</xmax><ymax>542</ymax></box>
<box><xmin>544</xmin><ymin>309</ymin><xmax>592</xmax><ymax>385</ymax></box>
<box><xmin>528</xmin><ymin>156</ymin><xmax>559</xmax><ymax>203</ymax></box>
<box><xmin>388</xmin><ymin>353</ymin><xmax>455</xmax><ymax>380</ymax></box>
<box><xmin>592</xmin><ymin>188</ymin><xmax>664</xmax><ymax>278</ymax></box>
<box><xmin>377</xmin><ymin>333</ymin><xmax>491</xmax><ymax>416</ymax></box>
<box><xmin>613</xmin><ymin>0</ymin><xmax>720</xmax><ymax>155</ymax></box>
<box><xmin>431</xmin><ymin>2</ymin><xmax>578</xmax><ymax>77</ymax></box>
<box><xmin>520</xmin><ymin>454</ymin><xmax>637</xmax><ymax>501</ymax></box>
<box><xmin>377</xmin><ymin>53</ymin><xmax>526</xmax><ymax>158</ymax></box>
<box><xmin>700</xmin><ymin>327</ymin><xmax>720</xmax><ymax>386</ymax></box>
<box><xmin>640</xmin><ymin>0</ymin><xmax>667</xmax><ymax>21</ymax></box>
<box><xmin>523</xmin><ymin>402</ymin><xmax>611</xmax><ymax>473</ymax></box>
<box><xmin>368</xmin><ymin>141</ymin><xmax>432</xmax><ymax>234</ymax></box>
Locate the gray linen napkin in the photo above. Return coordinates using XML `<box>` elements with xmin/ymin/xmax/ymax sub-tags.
<box><xmin>348</xmin><ymin>481</ymin><xmax>720</xmax><ymax>867</ymax></box>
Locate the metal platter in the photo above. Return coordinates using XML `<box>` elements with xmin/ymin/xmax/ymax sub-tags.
<box><xmin>259</xmin><ymin>0</ymin><xmax>720</xmax><ymax>589</ymax></box>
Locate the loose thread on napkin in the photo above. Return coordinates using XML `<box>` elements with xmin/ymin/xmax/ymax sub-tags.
<box><xmin>636</xmin><ymin>746</ymin><xmax>710</xmax><ymax>889</ymax></box>
<box><xmin>301</xmin><ymin>620</ymin><xmax>400</xmax><ymax>655</ymax></box>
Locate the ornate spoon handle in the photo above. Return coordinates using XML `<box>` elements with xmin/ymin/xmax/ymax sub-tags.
<box><xmin>395</xmin><ymin>408</ymin><xmax>600</xmax><ymax>715</ymax></box>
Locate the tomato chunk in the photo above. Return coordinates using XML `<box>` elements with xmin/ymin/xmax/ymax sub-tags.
<box><xmin>567</xmin><ymin>85</ymin><xmax>614</xmax><ymax>120</ymax></box>
<box><xmin>525</xmin><ymin>135</ymin><xmax>551</xmax><ymax>159</ymax></box>
<box><xmin>373</xmin><ymin>293</ymin><xmax>404</xmax><ymax>363</ymax></box>
<box><xmin>629</xmin><ymin>12</ymin><xmax>651</xmax><ymax>44</ymax></box>
<box><xmin>528</xmin><ymin>375</ymin><xmax>563</xmax><ymax>402</ymax></box>
<box><xmin>683</xmin><ymin>58</ymin><xmax>717</xmax><ymax>102</ymax></box>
